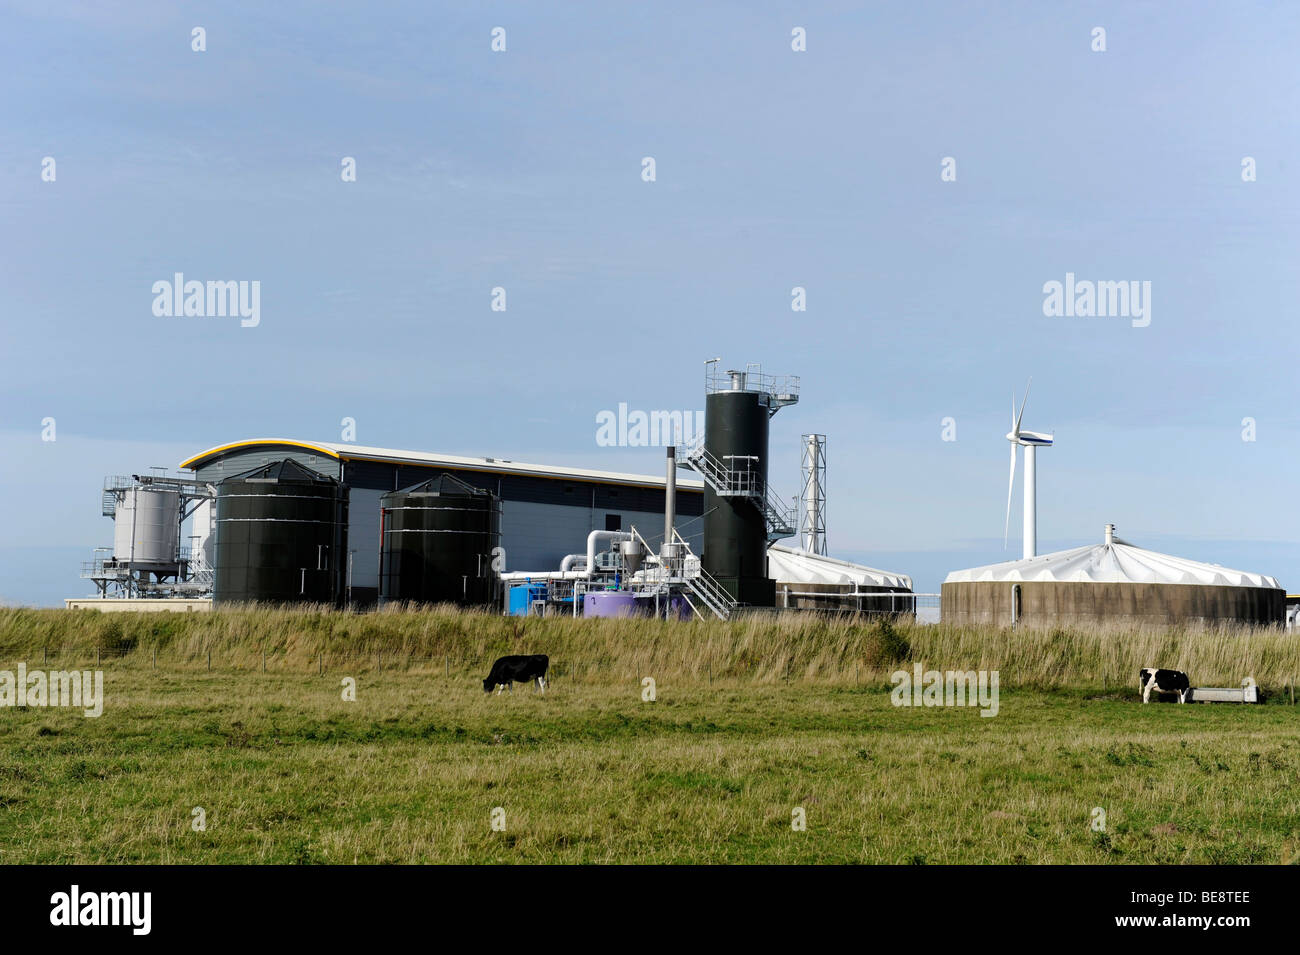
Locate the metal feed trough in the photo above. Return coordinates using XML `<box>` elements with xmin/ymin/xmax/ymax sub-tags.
<box><xmin>1186</xmin><ymin>678</ymin><xmax>1259</xmax><ymax>704</ymax></box>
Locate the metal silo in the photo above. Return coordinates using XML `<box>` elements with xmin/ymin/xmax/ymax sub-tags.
<box><xmin>213</xmin><ymin>460</ymin><xmax>348</xmax><ymax>605</ymax></box>
<box><xmin>688</xmin><ymin>364</ymin><xmax>799</xmax><ymax>607</ymax></box>
<box><xmin>112</xmin><ymin>484</ymin><xmax>181</xmax><ymax>565</ymax></box>
<box><xmin>378</xmin><ymin>473</ymin><xmax>502</xmax><ymax>607</ymax></box>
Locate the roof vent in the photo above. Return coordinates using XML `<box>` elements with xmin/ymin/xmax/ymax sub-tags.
<box><xmin>1105</xmin><ymin>523</ymin><xmax>1116</xmax><ymax>545</ymax></box>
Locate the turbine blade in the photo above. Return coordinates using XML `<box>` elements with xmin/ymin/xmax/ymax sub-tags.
<box><xmin>1003</xmin><ymin>441</ymin><xmax>1017</xmax><ymax>547</ymax></box>
<box><xmin>1014</xmin><ymin>378</ymin><xmax>1031</xmax><ymax>435</ymax></box>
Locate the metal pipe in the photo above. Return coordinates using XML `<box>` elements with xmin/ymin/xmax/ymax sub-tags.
<box><xmin>664</xmin><ymin>445</ymin><xmax>677</xmax><ymax>551</ymax></box>
<box><xmin>585</xmin><ymin>529</ymin><xmax>631</xmax><ymax>579</ymax></box>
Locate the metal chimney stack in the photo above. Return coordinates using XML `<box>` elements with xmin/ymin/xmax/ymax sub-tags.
<box><xmin>664</xmin><ymin>445</ymin><xmax>677</xmax><ymax>549</ymax></box>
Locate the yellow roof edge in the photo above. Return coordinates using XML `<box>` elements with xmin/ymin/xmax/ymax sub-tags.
<box><xmin>179</xmin><ymin>439</ymin><xmax>341</xmax><ymax>470</ymax></box>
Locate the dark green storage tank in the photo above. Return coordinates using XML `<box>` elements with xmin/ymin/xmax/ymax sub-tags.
<box><xmin>703</xmin><ymin>387</ymin><xmax>776</xmax><ymax>607</ymax></box>
<box><xmin>214</xmin><ymin>460</ymin><xmax>348</xmax><ymax>605</ymax></box>
<box><xmin>379</xmin><ymin>473</ymin><xmax>502</xmax><ymax>607</ymax></box>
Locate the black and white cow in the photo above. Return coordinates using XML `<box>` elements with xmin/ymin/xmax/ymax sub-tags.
<box><xmin>483</xmin><ymin>654</ymin><xmax>549</xmax><ymax>694</ymax></box>
<box><xmin>1139</xmin><ymin>667</ymin><xmax>1189</xmax><ymax>704</ymax></box>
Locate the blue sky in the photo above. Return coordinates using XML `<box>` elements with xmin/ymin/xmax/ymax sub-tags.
<box><xmin>2</xmin><ymin>1</ymin><xmax>1297</xmax><ymax>605</ymax></box>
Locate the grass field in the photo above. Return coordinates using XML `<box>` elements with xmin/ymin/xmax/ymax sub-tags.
<box><xmin>1</xmin><ymin>606</ymin><xmax>1298</xmax><ymax>864</ymax></box>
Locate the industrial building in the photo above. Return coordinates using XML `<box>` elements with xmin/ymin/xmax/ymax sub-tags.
<box><xmin>942</xmin><ymin>524</ymin><xmax>1285</xmax><ymax>627</ymax></box>
<box><xmin>67</xmin><ymin>360</ymin><xmax>918</xmax><ymax>620</ymax></box>
<box><xmin>181</xmin><ymin>438</ymin><xmax>705</xmax><ymax>607</ymax></box>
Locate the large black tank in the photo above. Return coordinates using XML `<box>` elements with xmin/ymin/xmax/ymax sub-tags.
<box><xmin>214</xmin><ymin>460</ymin><xmax>348</xmax><ymax>605</ymax></box>
<box><xmin>703</xmin><ymin>386</ymin><xmax>776</xmax><ymax>607</ymax></box>
<box><xmin>379</xmin><ymin>473</ymin><xmax>502</xmax><ymax>607</ymax></box>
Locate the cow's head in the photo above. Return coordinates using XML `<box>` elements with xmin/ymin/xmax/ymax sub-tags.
<box><xmin>483</xmin><ymin>677</ymin><xmax>495</xmax><ymax>693</ymax></box>
<box><xmin>1139</xmin><ymin>668</ymin><xmax>1153</xmax><ymax>688</ymax></box>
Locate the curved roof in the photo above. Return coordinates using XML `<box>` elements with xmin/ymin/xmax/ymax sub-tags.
<box><xmin>181</xmin><ymin>438</ymin><xmax>705</xmax><ymax>491</ymax></box>
<box><xmin>768</xmin><ymin>544</ymin><xmax>913</xmax><ymax>590</ymax></box>
<box><xmin>181</xmin><ymin>439</ymin><xmax>339</xmax><ymax>469</ymax></box>
<box><xmin>945</xmin><ymin>534</ymin><xmax>1281</xmax><ymax>589</ymax></box>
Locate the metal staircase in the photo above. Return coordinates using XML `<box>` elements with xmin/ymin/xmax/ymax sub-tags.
<box><xmin>626</xmin><ymin>526</ymin><xmax>738</xmax><ymax>621</ymax></box>
<box><xmin>681</xmin><ymin>439</ymin><xmax>795</xmax><ymax>541</ymax></box>
<box><xmin>671</xmin><ymin>529</ymin><xmax>737</xmax><ymax>621</ymax></box>
<box><xmin>101</xmin><ymin>476</ymin><xmax>131</xmax><ymax>517</ymax></box>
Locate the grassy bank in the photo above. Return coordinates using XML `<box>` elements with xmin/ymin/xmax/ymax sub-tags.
<box><xmin>1</xmin><ymin>605</ymin><xmax>1297</xmax><ymax>691</ymax></box>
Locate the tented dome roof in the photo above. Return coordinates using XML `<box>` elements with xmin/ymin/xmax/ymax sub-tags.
<box><xmin>944</xmin><ymin>527</ymin><xmax>1281</xmax><ymax>589</ymax></box>
<box><xmin>768</xmin><ymin>544</ymin><xmax>912</xmax><ymax>590</ymax></box>
<box><xmin>389</xmin><ymin>472</ymin><xmax>493</xmax><ymax>498</ymax></box>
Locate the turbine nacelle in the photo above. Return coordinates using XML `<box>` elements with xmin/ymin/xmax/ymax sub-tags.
<box><xmin>1006</xmin><ymin>429</ymin><xmax>1053</xmax><ymax>447</ymax></box>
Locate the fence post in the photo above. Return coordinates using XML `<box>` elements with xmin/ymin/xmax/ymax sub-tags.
<box><xmin>153</xmin><ymin>647</ymin><xmax>157</xmax><ymax>671</ymax></box>
<box><xmin>207</xmin><ymin>650</ymin><xmax>211</xmax><ymax>672</ymax></box>
<box><xmin>377</xmin><ymin>652</ymin><xmax>381</xmax><ymax>674</ymax></box>
<box><xmin>318</xmin><ymin>652</ymin><xmax>323</xmax><ymax>676</ymax></box>
<box><xmin>263</xmin><ymin>650</ymin><xmax>266</xmax><ymax>673</ymax></box>
<box><xmin>96</xmin><ymin>647</ymin><xmax>100</xmax><ymax>668</ymax></box>
<box><xmin>446</xmin><ymin>655</ymin><xmax>449</xmax><ymax>678</ymax></box>
<box><xmin>43</xmin><ymin>646</ymin><xmax>47</xmax><ymax>665</ymax></box>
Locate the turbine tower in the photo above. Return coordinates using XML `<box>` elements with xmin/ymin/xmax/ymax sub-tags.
<box><xmin>1004</xmin><ymin>381</ymin><xmax>1054</xmax><ymax>560</ymax></box>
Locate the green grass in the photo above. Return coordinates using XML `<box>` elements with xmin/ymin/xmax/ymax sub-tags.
<box><xmin>1</xmin><ymin>605</ymin><xmax>1297</xmax><ymax>863</ymax></box>
<box><xmin>2</xmin><ymin>662</ymin><xmax>1298</xmax><ymax>864</ymax></box>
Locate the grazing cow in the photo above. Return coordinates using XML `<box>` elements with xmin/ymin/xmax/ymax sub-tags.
<box><xmin>483</xmin><ymin>654</ymin><xmax>549</xmax><ymax>694</ymax></box>
<box><xmin>1139</xmin><ymin>667</ymin><xmax>1189</xmax><ymax>704</ymax></box>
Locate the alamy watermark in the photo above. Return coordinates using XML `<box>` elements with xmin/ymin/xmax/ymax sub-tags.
<box><xmin>890</xmin><ymin>663</ymin><xmax>999</xmax><ymax>717</ymax></box>
<box><xmin>1042</xmin><ymin>272</ymin><xmax>1150</xmax><ymax>328</ymax></box>
<box><xmin>50</xmin><ymin>885</ymin><xmax>150</xmax><ymax>935</ymax></box>
<box><xmin>595</xmin><ymin>404</ymin><xmax>703</xmax><ymax>447</ymax></box>
<box><xmin>1</xmin><ymin>665</ymin><xmax>103</xmax><ymax>717</ymax></box>
<box><xmin>152</xmin><ymin>274</ymin><xmax>260</xmax><ymax>327</ymax></box>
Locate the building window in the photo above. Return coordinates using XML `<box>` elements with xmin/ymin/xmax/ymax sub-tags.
<box><xmin>605</xmin><ymin>514</ymin><xmax>621</xmax><ymax>531</ymax></box>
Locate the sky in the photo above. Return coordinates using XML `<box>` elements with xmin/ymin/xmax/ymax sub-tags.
<box><xmin>1</xmin><ymin>1</ymin><xmax>1297</xmax><ymax>606</ymax></box>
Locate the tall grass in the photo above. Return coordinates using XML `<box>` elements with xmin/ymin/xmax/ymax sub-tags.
<box><xmin>0</xmin><ymin>605</ymin><xmax>1295</xmax><ymax>691</ymax></box>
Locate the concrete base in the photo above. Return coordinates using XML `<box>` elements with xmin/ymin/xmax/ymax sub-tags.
<box><xmin>64</xmin><ymin>598</ymin><xmax>213</xmax><ymax>613</ymax></box>
<box><xmin>941</xmin><ymin>581</ymin><xmax>1284</xmax><ymax>627</ymax></box>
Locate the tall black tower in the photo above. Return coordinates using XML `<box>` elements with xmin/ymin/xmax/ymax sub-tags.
<box><xmin>692</xmin><ymin>365</ymin><xmax>799</xmax><ymax>606</ymax></box>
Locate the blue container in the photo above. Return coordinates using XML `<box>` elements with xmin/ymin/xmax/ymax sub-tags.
<box><xmin>508</xmin><ymin>582</ymin><xmax>547</xmax><ymax>616</ymax></box>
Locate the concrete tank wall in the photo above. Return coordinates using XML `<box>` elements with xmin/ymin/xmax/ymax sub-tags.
<box><xmin>941</xmin><ymin>580</ymin><xmax>1286</xmax><ymax>628</ymax></box>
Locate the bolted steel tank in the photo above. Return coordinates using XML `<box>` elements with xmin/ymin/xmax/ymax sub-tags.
<box><xmin>214</xmin><ymin>460</ymin><xmax>348</xmax><ymax>605</ymax></box>
<box><xmin>378</xmin><ymin>473</ymin><xmax>502</xmax><ymax>607</ymax></box>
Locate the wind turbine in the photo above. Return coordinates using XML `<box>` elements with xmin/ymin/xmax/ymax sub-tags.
<box><xmin>1004</xmin><ymin>381</ymin><xmax>1054</xmax><ymax>560</ymax></box>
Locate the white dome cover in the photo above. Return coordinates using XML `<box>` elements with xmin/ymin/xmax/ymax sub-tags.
<box><xmin>768</xmin><ymin>544</ymin><xmax>912</xmax><ymax>590</ymax></box>
<box><xmin>945</xmin><ymin>534</ymin><xmax>1280</xmax><ymax>589</ymax></box>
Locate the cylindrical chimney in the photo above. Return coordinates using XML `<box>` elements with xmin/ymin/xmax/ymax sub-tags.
<box><xmin>664</xmin><ymin>445</ymin><xmax>677</xmax><ymax>549</ymax></box>
<box><xmin>1105</xmin><ymin>523</ymin><xmax>1115</xmax><ymax>546</ymax></box>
